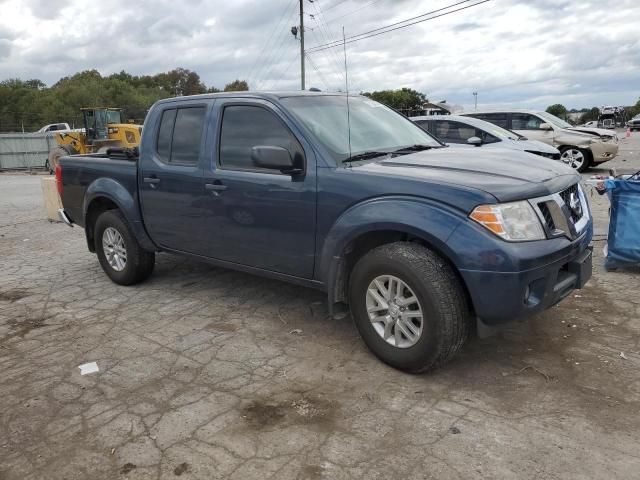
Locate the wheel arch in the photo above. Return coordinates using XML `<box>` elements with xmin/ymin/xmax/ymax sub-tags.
<box><xmin>319</xmin><ymin>199</ymin><xmax>474</xmax><ymax>316</ymax></box>
<box><xmin>83</xmin><ymin>179</ymin><xmax>156</xmax><ymax>253</ymax></box>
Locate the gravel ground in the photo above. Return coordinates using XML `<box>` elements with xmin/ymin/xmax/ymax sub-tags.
<box><xmin>1</xmin><ymin>132</ymin><xmax>639</xmax><ymax>480</ymax></box>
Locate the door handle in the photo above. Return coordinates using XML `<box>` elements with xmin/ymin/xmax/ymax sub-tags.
<box><xmin>144</xmin><ymin>177</ymin><xmax>160</xmax><ymax>184</ymax></box>
<box><xmin>205</xmin><ymin>183</ymin><xmax>227</xmax><ymax>191</ymax></box>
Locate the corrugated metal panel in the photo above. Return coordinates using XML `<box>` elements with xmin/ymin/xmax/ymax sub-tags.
<box><xmin>0</xmin><ymin>133</ymin><xmax>57</xmax><ymax>170</ymax></box>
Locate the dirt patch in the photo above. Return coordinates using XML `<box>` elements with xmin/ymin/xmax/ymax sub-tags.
<box><xmin>173</xmin><ymin>462</ymin><xmax>190</xmax><ymax>476</ymax></box>
<box><xmin>301</xmin><ymin>465</ymin><xmax>324</xmax><ymax>479</ymax></box>
<box><xmin>240</xmin><ymin>394</ymin><xmax>336</xmax><ymax>431</ymax></box>
<box><xmin>0</xmin><ymin>289</ymin><xmax>29</xmax><ymax>302</ymax></box>
<box><xmin>206</xmin><ymin>322</ymin><xmax>239</xmax><ymax>333</ymax></box>
<box><xmin>5</xmin><ymin>314</ymin><xmax>48</xmax><ymax>339</ymax></box>
<box><xmin>120</xmin><ymin>463</ymin><xmax>136</xmax><ymax>474</ymax></box>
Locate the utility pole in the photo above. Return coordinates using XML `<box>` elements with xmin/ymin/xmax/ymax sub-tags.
<box><xmin>299</xmin><ymin>0</ymin><xmax>305</xmax><ymax>90</ymax></box>
<box><xmin>473</xmin><ymin>91</ymin><xmax>478</xmax><ymax>111</ymax></box>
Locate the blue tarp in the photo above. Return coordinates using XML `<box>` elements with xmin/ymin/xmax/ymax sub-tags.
<box><xmin>604</xmin><ymin>178</ymin><xmax>640</xmax><ymax>270</ymax></box>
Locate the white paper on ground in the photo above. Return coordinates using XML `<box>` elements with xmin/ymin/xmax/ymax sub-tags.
<box><xmin>78</xmin><ymin>361</ymin><xmax>99</xmax><ymax>375</ymax></box>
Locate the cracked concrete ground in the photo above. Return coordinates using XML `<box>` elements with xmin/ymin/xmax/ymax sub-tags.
<box><xmin>1</xmin><ymin>133</ymin><xmax>639</xmax><ymax>480</ymax></box>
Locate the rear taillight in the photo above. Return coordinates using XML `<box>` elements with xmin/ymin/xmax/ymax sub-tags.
<box><xmin>55</xmin><ymin>164</ymin><xmax>63</xmax><ymax>195</ymax></box>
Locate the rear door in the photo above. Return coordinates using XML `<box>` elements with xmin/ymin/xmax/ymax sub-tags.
<box><xmin>138</xmin><ymin>102</ymin><xmax>211</xmax><ymax>253</ymax></box>
<box><xmin>199</xmin><ymin>98</ymin><xmax>317</xmax><ymax>278</ymax></box>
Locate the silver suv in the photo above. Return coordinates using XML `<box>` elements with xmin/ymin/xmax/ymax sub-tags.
<box><xmin>462</xmin><ymin>109</ymin><xmax>618</xmax><ymax>172</ymax></box>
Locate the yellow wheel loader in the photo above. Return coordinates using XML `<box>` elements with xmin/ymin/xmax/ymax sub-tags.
<box><xmin>47</xmin><ymin>108</ymin><xmax>142</xmax><ymax>171</ymax></box>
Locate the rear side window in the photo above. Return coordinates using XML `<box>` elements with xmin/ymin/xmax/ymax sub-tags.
<box><xmin>219</xmin><ymin>105</ymin><xmax>301</xmax><ymax>172</ymax></box>
<box><xmin>434</xmin><ymin>121</ymin><xmax>477</xmax><ymax>144</ymax></box>
<box><xmin>471</xmin><ymin>113</ymin><xmax>508</xmax><ymax>129</ymax></box>
<box><xmin>156</xmin><ymin>107</ymin><xmax>206</xmax><ymax>165</ymax></box>
<box><xmin>414</xmin><ymin>120</ymin><xmax>433</xmax><ymax>133</ymax></box>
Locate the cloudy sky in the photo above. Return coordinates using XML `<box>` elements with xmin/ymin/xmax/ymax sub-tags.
<box><xmin>0</xmin><ymin>0</ymin><xmax>638</xmax><ymax>110</ymax></box>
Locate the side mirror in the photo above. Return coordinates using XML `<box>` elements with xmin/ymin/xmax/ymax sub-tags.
<box><xmin>539</xmin><ymin>123</ymin><xmax>553</xmax><ymax>131</ymax></box>
<box><xmin>251</xmin><ymin>146</ymin><xmax>302</xmax><ymax>175</ymax></box>
<box><xmin>467</xmin><ymin>136</ymin><xmax>483</xmax><ymax>146</ymax></box>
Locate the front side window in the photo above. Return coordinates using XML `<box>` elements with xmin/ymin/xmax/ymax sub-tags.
<box><xmin>156</xmin><ymin>107</ymin><xmax>206</xmax><ymax>165</ymax></box>
<box><xmin>512</xmin><ymin>113</ymin><xmax>545</xmax><ymax>130</ymax></box>
<box><xmin>219</xmin><ymin>105</ymin><xmax>301</xmax><ymax>172</ymax></box>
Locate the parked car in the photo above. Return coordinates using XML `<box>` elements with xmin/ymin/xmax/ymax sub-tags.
<box><xmin>462</xmin><ymin>109</ymin><xmax>619</xmax><ymax>172</ymax></box>
<box><xmin>37</xmin><ymin>123</ymin><xmax>71</xmax><ymax>133</ymax></box>
<box><xmin>56</xmin><ymin>92</ymin><xmax>593</xmax><ymax>372</ymax></box>
<box><xmin>411</xmin><ymin>115</ymin><xmax>560</xmax><ymax>160</ymax></box>
<box><xmin>627</xmin><ymin>115</ymin><xmax>640</xmax><ymax>132</ymax></box>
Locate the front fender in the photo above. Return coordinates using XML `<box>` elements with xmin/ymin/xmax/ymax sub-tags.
<box><xmin>84</xmin><ymin>178</ymin><xmax>156</xmax><ymax>251</ymax></box>
<box><xmin>318</xmin><ymin>196</ymin><xmax>468</xmax><ymax>286</ymax></box>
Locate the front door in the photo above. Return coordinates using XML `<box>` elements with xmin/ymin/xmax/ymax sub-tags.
<box><xmin>139</xmin><ymin>103</ymin><xmax>211</xmax><ymax>254</ymax></box>
<box><xmin>511</xmin><ymin>113</ymin><xmax>555</xmax><ymax>144</ymax></box>
<box><xmin>199</xmin><ymin>99</ymin><xmax>317</xmax><ymax>279</ymax></box>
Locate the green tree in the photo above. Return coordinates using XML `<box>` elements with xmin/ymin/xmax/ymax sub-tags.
<box><xmin>223</xmin><ymin>80</ymin><xmax>249</xmax><ymax>92</ymax></box>
<box><xmin>578</xmin><ymin>107</ymin><xmax>600</xmax><ymax>125</ymax></box>
<box><xmin>361</xmin><ymin>88</ymin><xmax>427</xmax><ymax>113</ymax></box>
<box><xmin>0</xmin><ymin>69</ymin><xmax>250</xmax><ymax>132</ymax></box>
<box><xmin>545</xmin><ymin>104</ymin><xmax>567</xmax><ymax>119</ymax></box>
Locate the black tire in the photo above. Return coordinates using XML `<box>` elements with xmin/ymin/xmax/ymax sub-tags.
<box><xmin>348</xmin><ymin>242</ymin><xmax>470</xmax><ymax>373</ymax></box>
<box><xmin>94</xmin><ymin>210</ymin><xmax>155</xmax><ymax>285</ymax></box>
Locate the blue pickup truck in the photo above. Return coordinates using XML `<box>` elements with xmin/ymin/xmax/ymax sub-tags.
<box><xmin>56</xmin><ymin>92</ymin><xmax>593</xmax><ymax>372</ymax></box>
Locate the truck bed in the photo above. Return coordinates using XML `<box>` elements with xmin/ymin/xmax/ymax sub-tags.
<box><xmin>58</xmin><ymin>154</ymin><xmax>139</xmax><ymax>228</ymax></box>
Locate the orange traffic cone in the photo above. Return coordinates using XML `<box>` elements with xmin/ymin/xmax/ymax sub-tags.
<box><xmin>626</xmin><ymin>126</ymin><xmax>631</xmax><ymax>137</ymax></box>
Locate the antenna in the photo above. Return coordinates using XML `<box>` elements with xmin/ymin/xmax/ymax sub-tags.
<box><xmin>343</xmin><ymin>26</ymin><xmax>352</xmax><ymax>162</ymax></box>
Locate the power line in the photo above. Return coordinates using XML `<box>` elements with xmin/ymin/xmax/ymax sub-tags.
<box><xmin>308</xmin><ymin>1</ymin><xmax>346</xmax><ymax>84</ymax></box>
<box><xmin>321</xmin><ymin>0</ymin><xmax>384</xmax><ymax>25</ymax></box>
<box><xmin>250</xmin><ymin>0</ymin><xmax>299</xmax><ymax>86</ymax></box>
<box><xmin>318</xmin><ymin>0</ymin><xmax>350</xmax><ymax>13</ymax></box>
<box><xmin>266</xmin><ymin>53</ymin><xmax>300</xmax><ymax>90</ymax></box>
<box><xmin>304</xmin><ymin>52</ymin><xmax>332</xmax><ymax>91</ymax></box>
<box><xmin>307</xmin><ymin>0</ymin><xmax>490</xmax><ymax>53</ymax></box>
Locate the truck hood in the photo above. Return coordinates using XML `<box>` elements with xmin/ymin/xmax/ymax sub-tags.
<box><xmin>355</xmin><ymin>147</ymin><xmax>579</xmax><ymax>203</ymax></box>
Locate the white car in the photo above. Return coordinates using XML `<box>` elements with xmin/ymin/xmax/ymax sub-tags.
<box><xmin>412</xmin><ymin>115</ymin><xmax>561</xmax><ymax>160</ymax></box>
<box><xmin>37</xmin><ymin>123</ymin><xmax>71</xmax><ymax>133</ymax></box>
<box><xmin>461</xmin><ymin>109</ymin><xmax>618</xmax><ymax>172</ymax></box>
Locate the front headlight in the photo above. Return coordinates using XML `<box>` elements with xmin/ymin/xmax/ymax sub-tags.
<box><xmin>470</xmin><ymin>201</ymin><xmax>545</xmax><ymax>241</ymax></box>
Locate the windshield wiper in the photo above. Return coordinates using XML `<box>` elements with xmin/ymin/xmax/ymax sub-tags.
<box><xmin>342</xmin><ymin>151</ymin><xmax>389</xmax><ymax>163</ymax></box>
<box><xmin>392</xmin><ymin>144</ymin><xmax>435</xmax><ymax>153</ymax></box>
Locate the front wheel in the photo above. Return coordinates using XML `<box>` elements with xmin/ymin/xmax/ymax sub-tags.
<box><xmin>94</xmin><ymin>210</ymin><xmax>155</xmax><ymax>285</ymax></box>
<box><xmin>348</xmin><ymin>242</ymin><xmax>470</xmax><ymax>373</ymax></box>
<box><xmin>560</xmin><ymin>146</ymin><xmax>591</xmax><ymax>172</ymax></box>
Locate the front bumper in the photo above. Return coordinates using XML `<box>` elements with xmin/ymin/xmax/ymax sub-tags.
<box><xmin>460</xmin><ymin>241</ymin><xmax>592</xmax><ymax>326</ymax></box>
<box><xmin>589</xmin><ymin>140</ymin><xmax>618</xmax><ymax>163</ymax></box>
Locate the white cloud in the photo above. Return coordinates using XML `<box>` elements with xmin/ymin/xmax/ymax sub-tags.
<box><xmin>0</xmin><ymin>0</ymin><xmax>638</xmax><ymax>109</ymax></box>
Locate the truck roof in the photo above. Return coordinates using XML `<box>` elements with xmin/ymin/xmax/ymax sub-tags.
<box><xmin>154</xmin><ymin>90</ymin><xmax>348</xmax><ymax>106</ymax></box>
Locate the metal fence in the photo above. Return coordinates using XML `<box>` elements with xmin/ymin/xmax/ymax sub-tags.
<box><xmin>0</xmin><ymin>132</ymin><xmax>56</xmax><ymax>170</ymax></box>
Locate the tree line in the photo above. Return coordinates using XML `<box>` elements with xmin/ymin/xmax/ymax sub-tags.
<box><xmin>0</xmin><ymin>68</ymin><xmax>249</xmax><ymax>132</ymax></box>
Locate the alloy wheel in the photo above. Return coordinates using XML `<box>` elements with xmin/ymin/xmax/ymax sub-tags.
<box><xmin>366</xmin><ymin>275</ymin><xmax>424</xmax><ymax>348</ymax></box>
<box><xmin>102</xmin><ymin>227</ymin><xmax>127</xmax><ymax>271</ymax></box>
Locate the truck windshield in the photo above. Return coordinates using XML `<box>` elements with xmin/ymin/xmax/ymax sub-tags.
<box><xmin>280</xmin><ymin>95</ymin><xmax>442</xmax><ymax>164</ymax></box>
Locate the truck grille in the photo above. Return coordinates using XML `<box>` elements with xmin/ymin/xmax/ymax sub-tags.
<box><xmin>533</xmin><ymin>183</ymin><xmax>589</xmax><ymax>240</ymax></box>
<box><xmin>558</xmin><ymin>184</ymin><xmax>583</xmax><ymax>223</ymax></box>
<box><xmin>538</xmin><ymin>203</ymin><xmax>556</xmax><ymax>231</ymax></box>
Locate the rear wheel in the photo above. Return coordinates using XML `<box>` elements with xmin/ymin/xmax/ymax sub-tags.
<box><xmin>348</xmin><ymin>242</ymin><xmax>470</xmax><ymax>373</ymax></box>
<box><xmin>94</xmin><ymin>210</ymin><xmax>155</xmax><ymax>285</ymax></box>
<box><xmin>560</xmin><ymin>146</ymin><xmax>591</xmax><ymax>172</ymax></box>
